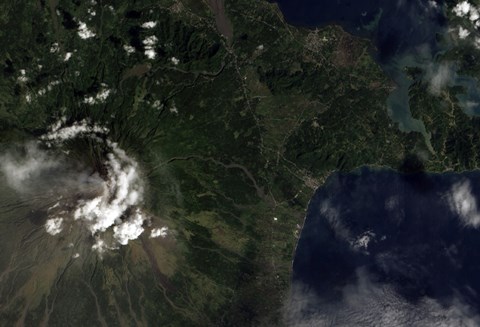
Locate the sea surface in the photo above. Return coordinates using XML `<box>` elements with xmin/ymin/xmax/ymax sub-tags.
<box><xmin>288</xmin><ymin>167</ymin><xmax>480</xmax><ymax>325</ymax></box>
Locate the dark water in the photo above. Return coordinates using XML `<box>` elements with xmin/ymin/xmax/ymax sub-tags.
<box><xmin>289</xmin><ymin>167</ymin><xmax>480</xmax><ymax>326</ymax></box>
<box><xmin>273</xmin><ymin>0</ymin><xmax>480</xmax><ymax>152</ymax></box>
<box><xmin>274</xmin><ymin>0</ymin><xmax>445</xmax><ymax>62</ymax></box>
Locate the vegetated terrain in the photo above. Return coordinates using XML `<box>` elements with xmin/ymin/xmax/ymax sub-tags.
<box><xmin>0</xmin><ymin>0</ymin><xmax>477</xmax><ymax>326</ymax></box>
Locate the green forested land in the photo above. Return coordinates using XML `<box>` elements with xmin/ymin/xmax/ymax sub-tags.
<box><xmin>0</xmin><ymin>0</ymin><xmax>475</xmax><ymax>326</ymax></box>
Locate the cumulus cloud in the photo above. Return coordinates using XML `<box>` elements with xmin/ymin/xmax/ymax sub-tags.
<box><xmin>470</xmin><ymin>7</ymin><xmax>480</xmax><ymax>21</ymax></box>
<box><xmin>73</xmin><ymin>139</ymin><xmax>144</xmax><ymax>236</ymax></box>
<box><xmin>143</xmin><ymin>35</ymin><xmax>158</xmax><ymax>47</ymax></box>
<box><xmin>45</xmin><ymin>119</ymin><xmax>149</xmax><ymax>251</ymax></box>
<box><xmin>113</xmin><ymin>210</ymin><xmax>145</xmax><ymax>245</ymax></box>
<box><xmin>151</xmin><ymin>227</ymin><xmax>168</xmax><ymax>238</ymax></box>
<box><xmin>83</xmin><ymin>85</ymin><xmax>111</xmax><ymax>105</ymax></box>
<box><xmin>45</xmin><ymin>218</ymin><xmax>63</xmax><ymax>235</ymax></box>
<box><xmin>41</xmin><ymin>118</ymin><xmax>108</xmax><ymax>144</ymax></box>
<box><xmin>144</xmin><ymin>49</ymin><xmax>156</xmax><ymax>60</ymax></box>
<box><xmin>77</xmin><ymin>21</ymin><xmax>96</xmax><ymax>39</ymax></box>
<box><xmin>141</xmin><ymin>21</ymin><xmax>157</xmax><ymax>29</ymax></box>
<box><xmin>123</xmin><ymin>44</ymin><xmax>135</xmax><ymax>54</ymax></box>
<box><xmin>453</xmin><ymin>1</ymin><xmax>472</xmax><ymax>18</ymax></box>
<box><xmin>447</xmin><ymin>179</ymin><xmax>480</xmax><ymax>228</ymax></box>
<box><xmin>92</xmin><ymin>238</ymin><xmax>110</xmax><ymax>254</ymax></box>
<box><xmin>143</xmin><ymin>35</ymin><xmax>158</xmax><ymax>59</ymax></box>
<box><xmin>459</xmin><ymin>26</ymin><xmax>471</xmax><ymax>39</ymax></box>
<box><xmin>352</xmin><ymin>231</ymin><xmax>376</xmax><ymax>253</ymax></box>
<box><xmin>1</xmin><ymin>118</ymin><xmax>161</xmax><ymax>254</ymax></box>
<box><xmin>453</xmin><ymin>1</ymin><xmax>480</xmax><ymax>26</ymax></box>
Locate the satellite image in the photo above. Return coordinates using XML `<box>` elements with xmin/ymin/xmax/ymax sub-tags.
<box><xmin>1</xmin><ymin>0</ymin><xmax>480</xmax><ymax>326</ymax></box>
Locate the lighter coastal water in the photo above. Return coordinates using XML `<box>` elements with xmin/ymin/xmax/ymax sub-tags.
<box><xmin>274</xmin><ymin>0</ymin><xmax>480</xmax><ymax>152</ymax></box>
<box><xmin>274</xmin><ymin>0</ymin><xmax>445</xmax><ymax>133</ymax></box>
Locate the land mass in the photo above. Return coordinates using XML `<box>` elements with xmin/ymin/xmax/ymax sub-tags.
<box><xmin>0</xmin><ymin>0</ymin><xmax>477</xmax><ymax>326</ymax></box>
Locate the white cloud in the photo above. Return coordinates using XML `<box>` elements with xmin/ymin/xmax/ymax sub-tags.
<box><xmin>141</xmin><ymin>21</ymin><xmax>157</xmax><ymax>29</ymax></box>
<box><xmin>47</xmin><ymin>80</ymin><xmax>61</xmax><ymax>91</ymax></box>
<box><xmin>150</xmin><ymin>227</ymin><xmax>168</xmax><ymax>238</ymax></box>
<box><xmin>74</xmin><ymin>142</ymin><xmax>145</xmax><ymax>238</ymax></box>
<box><xmin>45</xmin><ymin>218</ymin><xmax>63</xmax><ymax>235</ymax></box>
<box><xmin>72</xmin><ymin>145</ymin><xmax>144</xmax><ymax>244</ymax></box>
<box><xmin>92</xmin><ymin>238</ymin><xmax>110</xmax><ymax>254</ymax></box>
<box><xmin>453</xmin><ymin>1</ymin><xmax>472</xmax><ymax>18</ymax></box>
<box><xmin>40</xmin><ymin>119</ymin><xmax>108</xmax><ymax>144</ymax></box>
<box><xmin>16</xmin><ymin>118</ymin><xmax>152</xmax><ymax>254</ymax></box>
<box><xmin>453</xmin><ymin>1</ymin><xmax>480</xmax><ymax>25</ymax></box>
<box><xmin>48</xmin><ymin>202</ymin><xmax>60</xmax><ymax>211</ymax></box>
<box><xmin>83</xmin><ymin>85</ymin><xmax>111</xmax><ymax>105</ymax></box>
<box><xmin>0</xmin><ymin>118</ymin><xmax>161</xmax><ymax>254</ymax></box>
<box><xmin>144</xmin><ymin>49</ymin><xmax>156</xmax><ymax>59</ymax></box>
<box><xmin>47</xmin><ymin>120</ymin><xmax>146</xmax><ymax>251</ymax></box>
<box><xmin>459</xmin><ymin>26</ymin><xmax>471</xmax><ymax>39</ymax></box>
<box><xmin>113</xmin><ymin>210</ymin><xmax>145</xmax><ymax>245</ymax></box>
<box><xmin>77</xmin><ymin>21</ymin><xmax>96</xmax><ymax>39</ymax></box>
<box><xmin>448</xmin><ymin>180</ymin><xmax>480</xmax><ymax>228</ymax></box>
<box><xmin>352</xmin><ymin>231</ymin><xmax>375</xmax><ymax>252</ymax></box>
<box><xmin>17</xmin><ymin>69</ymin><xmax>28</xmax><ymax>83</ymax></box>
<box><xmin>142</xmin><ymin>35</ymin><xmax>158</xmax><ymax>47</ymax></box>
<box><xmin>169</xmin><ymin>104</ymin><xmax>178</xmax><ymax>114</ymax></box>
<box><xmin>171</xmin><ymin>57</ymin><xmax>179</xmax><ymax>65</ymax></box>
<box><xmin>470</xmin><ymin>7</ymin><xmax>480</xmax><ymax>21</ymax></box>
<box><xmin>50</xmin><ymin>42</ymin><xmax>59</xmax><ymax>53</ymax></box>
<box><xmin>123</xmin><ymin>44</ymin><xmax>135</xmax><ymax>54</ymax></box>
<box><xmin>64</xmin><ymin>52</ymin><xmax>73</xmax><ymax>62</ymax></box>
<box><xmin>143</xmin><ymin>36</ymin><xmax>158</xmax><ymax>59</ymax></box>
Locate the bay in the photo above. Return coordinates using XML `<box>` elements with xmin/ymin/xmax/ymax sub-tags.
<box><xmin>288</xmin><ymin>167</ymin><xmax>480</xmax><ymax>325</ymax></box>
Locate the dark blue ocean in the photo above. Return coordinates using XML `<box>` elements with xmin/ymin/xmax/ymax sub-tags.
<box><xmin>288</xmin><ymin>167</ymin><xmax>480</xmax><ymax>325</ymax></box>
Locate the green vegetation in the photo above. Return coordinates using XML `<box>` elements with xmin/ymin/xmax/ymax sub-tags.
<box><xmin>0</xmin><ymin>0</ymin><xmax>478</xmax><ymax>326</ymax></box>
